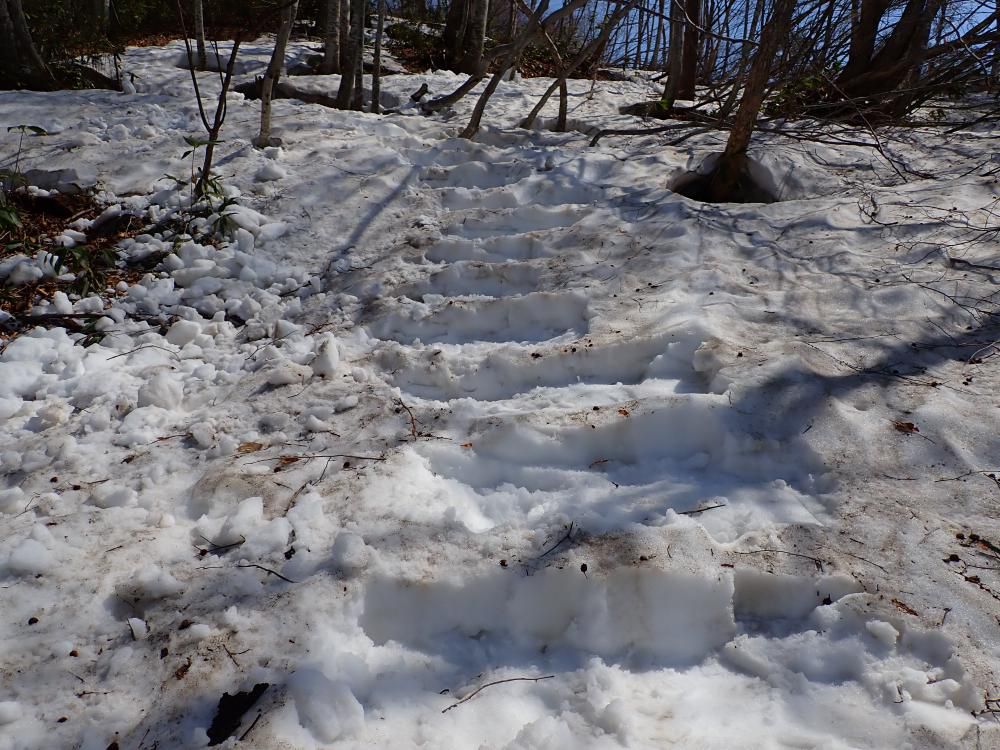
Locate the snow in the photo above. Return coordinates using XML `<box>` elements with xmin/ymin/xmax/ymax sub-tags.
<box><xmin>0</xmin><ymin>37</ymin><xmax>998</xmax><ymax>750</ymax></box>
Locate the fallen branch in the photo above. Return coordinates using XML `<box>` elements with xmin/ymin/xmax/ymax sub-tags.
<box><xmin>442</xmin><ymin>675</ymin><xmax>555</xmax><ymax>713</ymax></box>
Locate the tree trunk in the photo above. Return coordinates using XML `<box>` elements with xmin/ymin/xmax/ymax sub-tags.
<box><xmin>0</xmin><ymin>0</ymin><xmax>19</xmax><ymax>81</ymax></box>
<box><xmin>320</xmin><ymin>0</ymin><xmax>341</xmax><ymax>73</ymax></box>
<box><xmin>93</xmin><ymin>0</ymin><xmax>110</xmax><ymax>36</ymax></box>
<box><xmin>840</xmin><ymin>0</ymin><xmax>891</xmax><ymax>82</ymax></box>
<box><xmin>443</xmin><ymin>0</ymin><xmax>470</xmax><ymax>69</ymax></box>
<box><xmin>677</xmin><ymin>0</ymin><xmax>700</xmax><ymax>98</ymax></box>
<box><xmin>352</xmin><ymin>0</ymin><xmax>365</xmax><ymax>110</ymax></box>
<box><xmin>634</xmin><ymin>4</ymin><xmax>645</xmax><ymax>68</ymax></box>
<box><xmin>371</xmin><ymin>0</ymin><xmax>385</xmax><ymax>113</ymax></box>
<box><xmin>339</xmin><ymin>0</ymin><xmax>351</xmax><ymax>70</ymax></box>
<box><xmin>834</xmin><ymin>0</ymin><xmax>944</xmax><ymax>115</ymax></box>
<box><xmin>458</xmin><ymin>0</ymin><xmax>490</xmax><ymax>73</ymax></box>
<box><xmin>702</xmin><ymin>0</ymin><xmax>796</xmax><ymax>201</ymax></box>
<box><xmin>994</xmin><ymin>0</ymin><xmax>1000</xmax><ymax>87</ymax></box>
<box><xmin>336</xmin><ymin>0</ymin><xmax>365</xmax><ymax>108</ymax></box>
<box><xmin>662</xmin><ymin>0</ymin><xmax>685</xmax><ymax>104</ymax></box>
<box><xmin>193</xmin><ymin>0</ymin><xmax>208</xmax><ymax>70</ymax></box>
<box><xmin>256</xmin><ymin>1</ymin><xmax>299</xmax><ymax>147</ymax></box>
<box><xmin>0</xmin><ymin>0</ymin><xmax>49</xmax><ymax>87</ymax></box>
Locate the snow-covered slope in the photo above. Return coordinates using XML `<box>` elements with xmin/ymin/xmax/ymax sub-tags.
<box><xmin>1</xmin><ymin>39</ymin><xmax>999</xmax><ymax>750</ymax></box>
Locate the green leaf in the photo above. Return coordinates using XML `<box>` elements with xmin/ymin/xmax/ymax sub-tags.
<box><xmin>0</xmin><ymin>206</ymin><xmax>22</xmax><ymax>229</ymax></box>
<box><xmin>7</xmin><ymin>125</ymin><xmax>47</xmax><ymax>135</ymax></box>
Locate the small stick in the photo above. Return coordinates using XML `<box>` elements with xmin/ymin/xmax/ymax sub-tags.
<box><xmin>732</xmin><ymin>548</ymin><xmax>826</xmax><ymax>571</ymax></box>
<box><xmin>243</xmin><ymin>453</ymin><xmax>386</xmax><ymax>465</ymax></box>
<box><xmin>818</xmin><ymin>545</ymin><xmax>888</xmax><ymax>573</ymax></box>
<box><xmin>239</xmin><ymin>710</ymin><xmax>263</xmax><ymax>741</ymax></box>
<box><xmin>197</xmin><ymin>534</ymin><xmax>246</xmax><ymax>555</ymax></box>
<box><xmin>396</xmin><ymin>398</ymin><xmax>419</xmax><ymax>440</ymax></box>
<box><xmin>677</xmin><ymin>503</ymin><xmax>727</xmax><ymax>515</ymax></box>
<box><xmin>285</xmin><ymin>481</ymin><xmax>312</xmax><ymax>515</ymax></box>
<box><xmin>442</xmin><ymin>676</ymin><xmax>555</xmax><ymax>713</ymax></box>
<box><xmin>199</xmin><ymin>563</ymin><xmax>296</xmax><ymax>583</ymax></box>
<box><xmin>538</xmin><ymin>522</ymin><xmax>574</xmax><ymax>558</ymax></box>
<box><xmin>222</xmin><ymin>643</ymin><xmax>249</xmax><ymax>668</ymax></box>
<box><xmin>237</xmin><ymin>563</ymin><xmax>296</xmax><ymax>583</ymax></box>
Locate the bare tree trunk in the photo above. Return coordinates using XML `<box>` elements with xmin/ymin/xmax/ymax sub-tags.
<box><xmin>994</xmin><ymin>0</ymin><xmax>1000</xmax><ymax>86</ymax></box>
<box><xmin>93</xmin><ymin>0</ymin><xmax>110</xmax><ymax>35</ymax></box>
<box><xmin>634</xmin><ymin>3</ymin><xmax>645</xmax><ymax>68</ymax></box>
<box><xmin>256</xmin><ymin>1</ymin><xmax>299</xmax><ymax>147</ymax></box>
<box><xmin>702</xmin><ymin>0</ymin><xmax>796</xmax><ymax>201</ymax></box>
<box><xmin>723</xmin><ymin>0</ymin><xmax>795</xmax><ymax>158</ymax></box>
<box><xmin>339</xmin><ymin>0</ymin><xmax>351</xmax><ymax>70</ymax></box>
<box><xmin>371</xmin><ymin>0</ymin><xmax>386</xmax><ymax>113</ymax></box>
<box><xmin>834</xmin><ymin>0</ymin><xmax>944</xmax><ymax>115</ymax></box>
<box><xmin>0</xmin><ymin>0</ymin><xmax>20</xmax><ymax>80</ymax></box>
<box><xmin>320</xmin><ymin>0</ymin><xmax>341</xmax><ymax>73</ymax></box>
<box><xmin>193</xmin><ymin>0</ymin><xmax>208</xmax><ymax>70</ymax></box>
<box><xmin>336</xmin><ymin>0</ymin><xmax>365</xmax><ymax>108</ymax></box>
<box><xmin>352</xmin><ymin>6</ymin><xmax>364</xmax><ymax>111</ymax></box>
<box><xmin>651</xmin><ymin>0</ymin><xmax>665</xmax><ymax>69</ymax></box>
<box><xmin>0</xmin><ymin>0</ymin><xmax>48</xmax><ymax>87</ymax></box>
<box><xmin>443</xmin><ymin>0</ymin><xmax>470</xmax><ymax>68</ymax></box>
<box><xmin>459</xmin><ymin>0</ymin><xmax>490</xmax><ymax>73</ymax></box>
<box><xmin>677</xmin><ymin>0</ymin><xmax>700</xmax><ymax>98</ymax></box>
<box><xmin>662</xmin><ymin>0</ymin><xmax>685</xmax><ymax>104</ymax></box>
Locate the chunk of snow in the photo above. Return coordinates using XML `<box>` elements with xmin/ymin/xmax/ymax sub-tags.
<box><xmin>128</xmin><ymin>617</ymin><xmax>149</xmax><ymax>640</ymax></box>
<box><xmin>310</xmin><ymin>334</ymin><xmax>340</xmax><ymax>377</ymax></box>
<box><xmin>331</xmin><ymin>532</ymin><xmax>371</xmax><ymax>575</ymax></box>
<box><xmin>119</xmin><ymin>566</ymin><xmax>184</xmax><ymax>601</ymax></box>
<box><xmin>90</xmin><ymin>485</ymin><xmax>138</xmax><ymax>509</ymax></box>
<box><xmin>0</xmin><ymin>702</ymin><xmax>21</xmax><ymax>725</ymax></box>
<box><xmin>166</xmin><ymin>319</ymin><xmax>201</xmax><ymax>347</ymax></box>
<box><xmin>289</xmin><ymin>667</ymin><xmax>364</xmax><ymax>743</ymax></box>
<box><xmin>6</xmin><ymin>538</ymin><xmax>53</xmax><ymax>575</ymax></box>
<box><xmin>137</xmin><ymin>373</ymin><xmax>183</xmax><ymax>409</ymax></box>
<box><xmin>265</xmin><ymin>361</ymin><xmax>311</xmax><ymax>386</ymax></box>
<box><xmin>256</xmin><ymin>162</ymin><xmax>287</xmax><ymax>182</ymax></box>
<box><xmin>866</xmin><ymin>620</ymin><xmax>900</xmax><ymax>646</ymax></box>
<box><xmin>0</xmin><ymin>487</ymin><xmax>26</xmax><ymax>514</ymax></box>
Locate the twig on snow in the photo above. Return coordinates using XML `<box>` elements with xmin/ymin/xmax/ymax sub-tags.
<box><xmin>818</xmin><ymin>545</ymin><xmax>889</xmax><ymax>573</ymax></box>
<box><xmin>538</xmin><ymin>522</ymin><xmax>575</xmax><ymax>559</ymax></box>
<box><xmin>196</xmin><ymin>534</ymin><xmax>246</xmax><ymax>555</ymax></box>
<box><xmin>236</xmin><ymin>563</ymin><xmax>296</xmax><ymax>583</ymax></box>
<box><xmin>441</xmin><ymin>675</ymin><xmax>556</xmax><ymax>713</ymax></box>
<box><xmin>732</xmin><ymin>548</ymin><xmax>826</xmax><ymax>571</ymax></box>
<box><xmin>199</xmin><ymin>563</ymin><xmax>296</xmax><ymax>583</ymax></box>
<box><xmin>676</xmin><ymin>503</ymin><xmax>727</xmax><ymax>515</ymax></box>
<box><xmin>239</xmin><ymin>710</ymin><xmax>264</xmax><ymax>741</ymax></box>
<box><xmin>222</xmin><ymin>642</ymin><xmax>250</xmax><ymax>668</ymax></box>
<box><xmin>396</xmin><ymin>398</ymin><xmax>419</xmax><ymax>440</ymax></box>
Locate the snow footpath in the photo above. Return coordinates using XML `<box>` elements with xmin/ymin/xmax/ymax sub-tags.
<box><xmin>1</xmin><ymin>39</ymin><xmax>999</xmax><ymax>749</ymax></box>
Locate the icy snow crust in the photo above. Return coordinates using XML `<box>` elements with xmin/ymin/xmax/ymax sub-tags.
<box><xmin>1</xmin><ymin>39</ymin><xmax>999</xmax><ymax>749</ymax></box>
